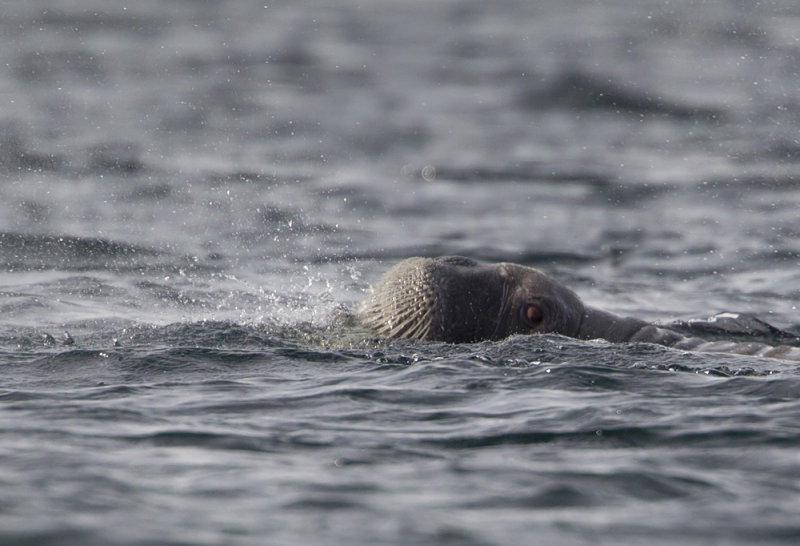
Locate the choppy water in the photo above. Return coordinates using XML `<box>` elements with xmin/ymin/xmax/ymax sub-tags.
<box><xmin>2</xmin><ymin>1</ymin><xmax>800</xmax><ymax>544</ymax></box>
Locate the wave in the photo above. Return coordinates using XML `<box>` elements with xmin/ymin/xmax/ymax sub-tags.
<box><xmin>0</xmin><ymin>232</ymin><xmax>224</xmax><ymax>275</ymax></box>
<box><xmin>519</xmin><ymin>70</ymin><xmax>726</xmax><ymax>121</ymax></box>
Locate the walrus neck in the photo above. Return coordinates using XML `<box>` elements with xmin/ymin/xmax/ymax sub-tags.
<box><xmin>576</xmin><ymin>306</ymin><xmax>691</xmax><ymax>347</ymax></box>
<box><xmin>576</xmin><ymin>307</ymin><xmax>651</xmax><ymax>343</ymax></box>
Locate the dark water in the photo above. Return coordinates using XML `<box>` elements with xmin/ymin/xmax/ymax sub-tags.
<box><xmin>2</xmin><ymin>1</ymin><xmax>800</xmax><ymax>544</ymax></box>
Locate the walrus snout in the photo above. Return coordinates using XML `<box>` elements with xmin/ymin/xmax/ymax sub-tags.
<box><xmin>358</xmin><ymin>256</ymin><xmax>505</xmax><ymax>342</ymax></box>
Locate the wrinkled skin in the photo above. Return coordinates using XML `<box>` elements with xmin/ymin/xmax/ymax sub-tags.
<box><xmin>359</xmin><ymin>256</ymin><xmax>800</xmax><ymax>360</ymax></box>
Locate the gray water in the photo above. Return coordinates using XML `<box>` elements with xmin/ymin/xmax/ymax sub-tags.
<box><xmin>2</xmin><ymin>1</ymin><xmax>800</xmax><ymax>544</ymax></box>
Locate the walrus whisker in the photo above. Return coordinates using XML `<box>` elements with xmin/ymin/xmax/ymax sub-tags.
<box><xmin>491</xmin><ymin>279</ymin><xmax>512</xmax><ymax>341</ymax></box>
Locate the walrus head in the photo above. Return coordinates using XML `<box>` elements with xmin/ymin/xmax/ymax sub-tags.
<box><xmin>358</xmin><ymin>256</ymin><xmax>586</xmax><ymax>343</ymax></box>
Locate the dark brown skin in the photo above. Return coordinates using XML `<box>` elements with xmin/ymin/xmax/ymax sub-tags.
<box><xmin>359</xmin><ymin>256</ymin><xmax>800</xmax><ymax>360</ymax></box>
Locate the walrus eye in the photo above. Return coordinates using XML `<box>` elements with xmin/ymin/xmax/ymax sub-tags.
<box><xmin>522</xmin><ymin>303</ymin><xmax>544</xmax><ymax>328</ymax></box>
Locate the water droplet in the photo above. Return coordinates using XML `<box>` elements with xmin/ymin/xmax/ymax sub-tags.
<box><xmin>421</xmin><ymin>165</ymin><xmax>436</xmax><ymax>181</ymax></box>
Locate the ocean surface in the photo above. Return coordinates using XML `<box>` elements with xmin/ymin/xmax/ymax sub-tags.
<box><xmin>2</xmin><ymin>1</ymin><xmax>800</xmax><ymax>544</ymax></box>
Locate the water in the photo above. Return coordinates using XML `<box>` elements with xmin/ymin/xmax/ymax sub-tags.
<box><xmin>2</xmin><ymin>1</ymin><xmax>800</xmax><ymax>544</ymax></box>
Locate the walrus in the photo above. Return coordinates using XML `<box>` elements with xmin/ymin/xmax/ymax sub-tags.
<box><xmin>358</xmin><ymin>256</ymin><xmax>800</xmax><ymax>360</ymax></box>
